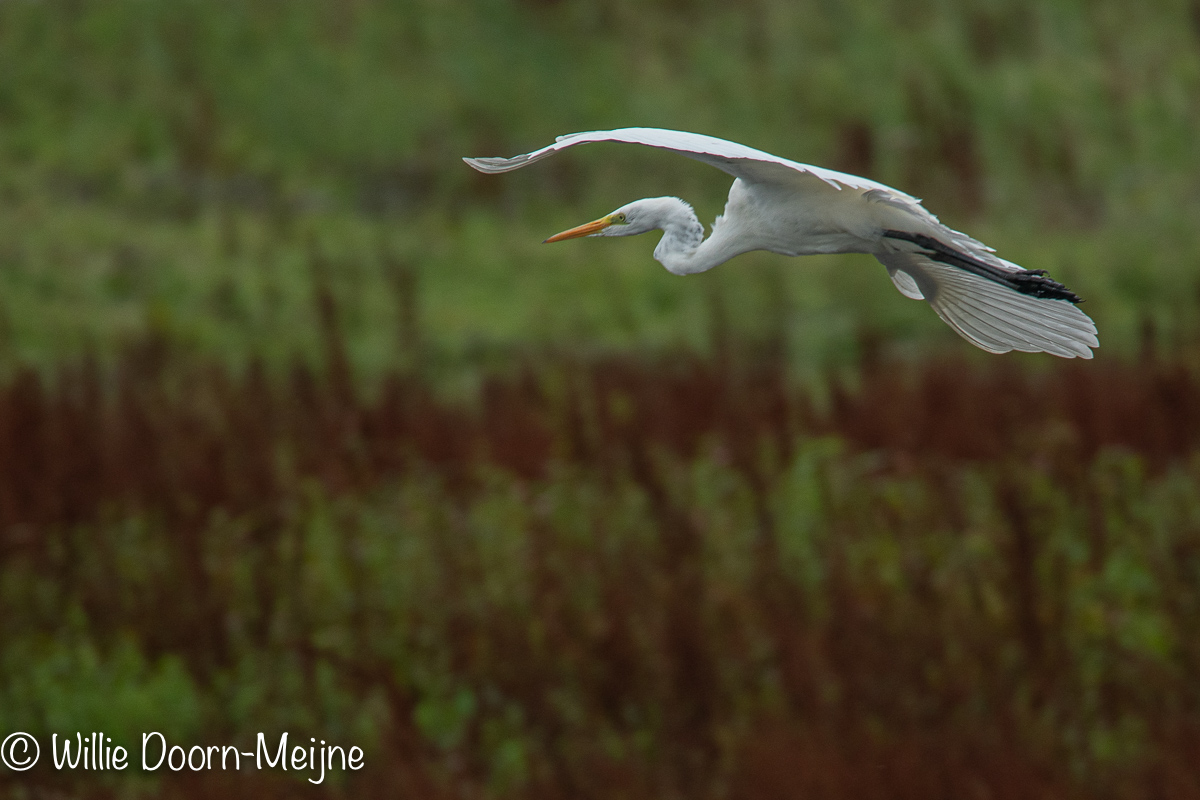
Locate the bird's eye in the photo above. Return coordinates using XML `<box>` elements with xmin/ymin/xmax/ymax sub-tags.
<box><xmin>614</xmin><ymin>213</ymin><xmax>627</xmax><ymax>223</ymax></box>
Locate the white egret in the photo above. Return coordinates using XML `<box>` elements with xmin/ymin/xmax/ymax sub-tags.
<box><xmin>464</xmin><ymin>128</ymin><xmax>1097</xmax><ymax>358</ymax></box>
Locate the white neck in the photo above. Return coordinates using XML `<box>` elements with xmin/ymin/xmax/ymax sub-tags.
<box><xmin>647</xmin><ymin>198</ymin><xmax>747</xmax><ymax>276</ymax></box>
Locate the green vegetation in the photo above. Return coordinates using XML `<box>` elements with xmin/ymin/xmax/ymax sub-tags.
<box><xmin>1</xmin><ymin>0</ymin><xmax>1199</xmax><ymax>797</ymax></box>
<box><xmin>0</xmin><ymin>0</ymin><xmax>1198</xmax><ymax>372</ymax></box>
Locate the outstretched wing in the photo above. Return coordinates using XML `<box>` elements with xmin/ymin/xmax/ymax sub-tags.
<box><xmin>875</xmin><ymin>250</ymin><xmax>1099</xmax><ymax>359</ymax></box>
<box><xmin>464</xmin><ymin>127</ymin><xmax>897</xmax><ymax>194</ymax></box>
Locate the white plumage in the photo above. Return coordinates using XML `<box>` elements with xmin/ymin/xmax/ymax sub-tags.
<box><xmin>464</xmin><ymin>127</ymin><xmax>1098</xmax><ymax>358</ymax></box>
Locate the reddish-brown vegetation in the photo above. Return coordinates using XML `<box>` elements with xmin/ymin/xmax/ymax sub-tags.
<box><xmin>2</xmin><ymin>299</ymin><xmax>1200</xmax><ymax>799</ymax></box>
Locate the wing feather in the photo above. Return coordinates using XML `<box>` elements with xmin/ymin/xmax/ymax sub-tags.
<box><xmin>464</xmin><ymin>127</ymin><xmax>896</xmax><ymax>194</ymax></box>
<box><xmin>875</xmin><ymin>251</ymin><xmax>1098</xmax><ymax>359</ymax></box>
<box><xmin>885</xmin><ymin>262</ymin><xmax>925</xmax><ymax>300</ymax></box>
<box><xmin>946</xmin><ymin>293</ymin><xmax>1078</xmax><ymax>356</ymax></box>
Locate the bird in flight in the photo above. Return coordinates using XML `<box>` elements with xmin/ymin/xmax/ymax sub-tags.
<box><xmin>464</xmin><ymin>128</ymin><xmax>1097</xmax><ymax>358</ymax></box>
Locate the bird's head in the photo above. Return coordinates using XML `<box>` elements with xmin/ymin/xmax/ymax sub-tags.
<box><xmin>543</xmin><ymin>198</ymin><xmax>682</xmax><ymax>242</ymax></box>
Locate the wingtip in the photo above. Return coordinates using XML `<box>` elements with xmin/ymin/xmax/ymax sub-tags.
<box><xmin>462</xmin><ymin>155</ymin><xmax>528</xmax><ymax>174</ymax></box>
<box><xmin>1050</xmin><ymin>339</ymin><xmax>1098</xmax><ymax>359</ymax></box>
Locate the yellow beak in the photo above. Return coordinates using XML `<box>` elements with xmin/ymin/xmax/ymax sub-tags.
<box><xmin>544</xmin><ymin>215</ymin><xmax>614</xmax><ymax>243</ymax></box>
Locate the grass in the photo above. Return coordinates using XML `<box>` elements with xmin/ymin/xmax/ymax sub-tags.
<box><xmin>2</xmin><ymin>186</ymin><xmax>1197</xmax><ymax>383</ymax></box>
<box><xmin>0</xmin><ymin>0</ymin><xmax>1197</xmax><ymax>373</ymax></box>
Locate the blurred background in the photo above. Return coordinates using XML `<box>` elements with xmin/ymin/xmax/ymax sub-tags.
<box><xmin>1</xmin><ymin>0</ymin><xmax>1199</xmax><ymax>797</ymax></box>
